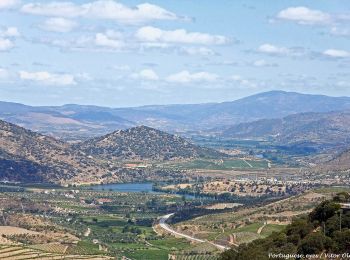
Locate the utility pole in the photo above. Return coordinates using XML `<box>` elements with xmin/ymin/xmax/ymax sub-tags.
<box><xmin>339</xmin><ymin>209</ymin><xmax>343</xmax><ymax>232</ymax></box>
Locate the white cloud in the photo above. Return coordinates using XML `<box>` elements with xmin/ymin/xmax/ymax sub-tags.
<box><xmin>37</xmin><ymin>30</ymin><xmax>125</xmax><ymax>51</ymax></box>
<box><xmin>0</xmin><ymin>0</ymin><xmax>19</xmax><ymax>9</ymax></box>
<box><xmin>323</xmin><ymin>49</ymin><xmax>350</xmax><ymax>58</ymax></box>
<box><xmin>131</xmin><ymin>69</ymin><xmax>159</xmax><ymax>81</ymax></box>
<box><xmin>40</xmin><ymin>17</ymin><xmax>78</xmax><ymax>32</ymax></box>
<box><xmin>231</xmin><ymin>75</ymin><xmax>257</xmax><ymax>88</ymax></box>
<box><xmin>258</xmin><ymin>44</ymin><xmax>289</xmax><ymax>55</ymax></box>
<box><xmin>277</xmin><ymin>6</ymin><xmax>331</xmax><ymax>25</ymax></box>
<box><xmin>136</xmin><ymin>26</ymin><xmax>228</xmax><ymax>45</ymax></box>
<box><xmin>166</xmin><ymin>70</ymin><xmax>218</xmax><ymax>84</ymax></box>
<box><xmin>180</xmin><ymin>47</ymin><xmax>216</xmax><ymax>56</ymax></box>
<box><xmin>0</xmin><ymin>27</ymin><xmax>20</xmax><ymax>37</ymax></box>
<box><xmin>21</xmin><ymin>1</ymin><xmax>179</xmax><ymax>24</ymax></box>
<box><xmin>21</xmin><ymin>2</ymin><xmax>83</xmax><ymax>17</ymax></box>
<box><xmin>95</xmin><ymin>31</ymin><xmax>124</xmax><ymax>49</ymax></box>
<box><xmin>0</xmin><ymin>38</ymin><xmax>14</xmax><ymax>51</ymax></box>
<box><xmin>19</xmin><ymin>71</ymin><xmax>77</xmax><ymax>85</ymax></box>
<box><xmin>0</xmin><ymin>27</ymin><xmax>20</xmax><ymax>51</ymax></box>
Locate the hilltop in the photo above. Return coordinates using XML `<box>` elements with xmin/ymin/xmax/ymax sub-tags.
<box><xmin>75</xmin><ymin>125</ymin><xmax>226</xmax><ymax>161</ymax></box>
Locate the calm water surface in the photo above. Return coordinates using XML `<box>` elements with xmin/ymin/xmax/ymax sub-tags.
<box><xmin>90</xmin><ymin>182</ymin><xmax>156</xmax><ymax>193</ymax></box>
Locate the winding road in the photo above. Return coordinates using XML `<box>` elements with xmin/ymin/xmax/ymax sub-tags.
<box><xmin>158</xmin><ymin>213</ymin><xmax>230</xmax><ymax>251</ymax></box>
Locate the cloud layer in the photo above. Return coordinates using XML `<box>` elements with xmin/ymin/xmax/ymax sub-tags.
<box><xmin>21</xmin><ymin>0</ymin><xmax>180</xmax><ymax>24</ymax></box>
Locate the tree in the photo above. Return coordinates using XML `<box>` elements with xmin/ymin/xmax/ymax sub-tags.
<box><xmin>297</xmin><ymin>232</ymin><xmax>326</xmax><ymax>254</ymax></box>
<box><xmin>333</xmin><ymin>192</ymin><xmax>350</xmax><ymax>203</ymax></box>
<box><xmin>309</xmin><ymin>201</ymin><xmax>341</xmax><ymax>223</ymax></box>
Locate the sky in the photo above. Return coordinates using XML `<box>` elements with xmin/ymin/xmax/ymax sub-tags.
<box><xmin>0</xmin><ymin>0</ymin><xmax>350</xmax><ymax>107</ymax></box>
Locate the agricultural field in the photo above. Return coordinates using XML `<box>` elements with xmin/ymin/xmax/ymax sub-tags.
<box><xmin>0</xmin><ymin>184</ymin><xmax>223</xmax><ymax>259</ymax></box>
<box><xmin>172</xmin><ymin>188</ymin><xmax>346</xmax><ymax>247</ymax></box>
<box><xmin>0</xmin><ymin>182</ymin><xmax>347</xmax><ymax>259</ymax></box>
<box><xmin>158</xmin><ymin>158</ymin><xmax>269</xmax><ymax>171</ymax></box>
<box><xmin>0</xmin><ymin>245</ymin><xmax>111</xmax><ymax>259</ymax></box>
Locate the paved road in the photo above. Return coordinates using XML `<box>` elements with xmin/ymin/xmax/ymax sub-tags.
<box><xmin>159</xmin><ymin>213</ymin><xmax>230</xmax><ymax>250</ymax></box>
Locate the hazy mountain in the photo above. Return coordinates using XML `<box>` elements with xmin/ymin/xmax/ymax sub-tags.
<box><xmin>75</xmin><ymin>126</ymin><xmax>226</xmax><ymax>161</ymax></box>
<box><xmin>0</xmin><ymin>102</ymin><xmax>135</xmax><ymax>141</ymax></box>
<box><xmin>220</xmin><ymin>110</ymin><xmax>350</xmax><ymax>151</ymax></box>
<box><xmin>0</xmin><ymin>119</ymin><xmax>108</xmax><ymax>183</ymax></box>
<box><xmin>2</xmin><ymin>91</ymin><xmax>350</xmax><ymax>140</ymax></box>
<box><xmin>109</xmin><ymin>91</ymin><xmax>350</xmax><ymax>133</ymax></box>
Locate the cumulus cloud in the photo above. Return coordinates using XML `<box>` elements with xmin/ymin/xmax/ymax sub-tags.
<box><xmin>277</xmin><ymin>6</ymin><xmax>331</xmax><ymax>25</ymax></box>
<box><xmin>21</xmin><ymin>0</ymin><xmax>180</xmax><ymax>24</ymax></box>
<box><xmin>0</xmin><ymin>27</ymin><xmax>20</xmax><ymax>37</ymax></box>
<box><xmin>136</xmin><ymin>26</ymin><xmax>228</xmax><ymax>45</ymax></box>
<box><xmin>39</xmin><ymin>17</ymin><xmax>78</xmax><ymax>32</ymax></box>
<box><xmin>0</xmin><ymin>27</ymin><xmax>20</xmax><ymax>51</ymax></box>
<box><xmin>258</xmin><ymin>44</ymin><xmax>289</xmax><ymax>55</ymax></box>
<box><xmin>0</xmin><ymin>0</ymin><xmax>19</xmax><ymax>9</ymax></box>
<box><xmin>323</xmin><ymin>49</ymin><xmax>350</xmax><ymax>58</ymax></box>
<box><xmin>166</xmin><ymin>70</ymin><xmax>218</xmax><ymax>83</ymax></box>
<box><xmin>131</xmin><ymin>69</ymin><xmax>159</xmax><ymax>81</ymax></box>
<box><xmin>95</xmin><ymin>30</ymin><xmax>124</xmax><ymax>49</ymax></box>
<box><xmin>0</xmin><ymin>38</ymin><xmax>14</xmax><ymax>51</ymax></box>
<box><xmin>36</xmin><ymin>29</ymin><xmax>125</xmax><ymax>51</ymax></box>
<box><xmin>19</xmin><ymin>71</ymin><xmax>77</xmax><ymax>85</ymax></box>
<box><xmin>231</xmin><ymin>75</ymin><xmax>257</xmax><ymax>88</ymax></box>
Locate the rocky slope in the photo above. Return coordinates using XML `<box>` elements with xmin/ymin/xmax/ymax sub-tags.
<box><xmin>0</xmin><ymin>120</ymin><xmax>108</xmax><ymax>184</ymax></box>
<box><xmin>75</xmin><ymin>126</ymin><xmax>226</xmax><ymax>161</ymax></box>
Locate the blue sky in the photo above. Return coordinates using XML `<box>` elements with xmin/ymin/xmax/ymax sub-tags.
<box><xmin>0</xmin><ymin>0</ymin><xmax>350</xmax><ymax>107</ymax></box>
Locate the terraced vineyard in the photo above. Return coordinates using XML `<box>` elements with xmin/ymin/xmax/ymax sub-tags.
<box><xmin>0</xmin><ymin>245</ymin><xmax>111</xmax><ymax>259</ymax></box>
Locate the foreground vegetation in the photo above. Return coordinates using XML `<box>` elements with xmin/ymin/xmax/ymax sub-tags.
<box><xmin>220</xmin><ymin>192</ymin><xmax>350</xmax><ymax>260</ymax></box>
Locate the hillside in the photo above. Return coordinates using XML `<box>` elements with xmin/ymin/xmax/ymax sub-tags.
<box><xmin>220</xmin><ymin>110</ymin><xmax>350</xmax><ymax>151</ymax></box>
<box><xmin>220</xmin><ymin>194</ymin><xmax>350</xmax><ymax>260</ymax></box>
<box><xmin>0</xmin><ymin>120</ymin><xmax>108</xmax><ymax>184</ymax></box>
<box><xmin>322</xmin><ymin>149</ymin><xmax>350</xmax><ymax>172</ymax></box>
<box><xmin>2</xmin><ymin>91</ymin><xmax>350</xmax><ymax>140</ymax></box>
<box><xmin>75</xmin><ymin>126</ymin><xmax>225</xmax><ymax>161</ymax></box>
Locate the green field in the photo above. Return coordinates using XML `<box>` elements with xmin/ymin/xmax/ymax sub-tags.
<box><xmin>260</xmin><ymin>224</ymin><xmax>286</xmax><ymax>237</ymax></box>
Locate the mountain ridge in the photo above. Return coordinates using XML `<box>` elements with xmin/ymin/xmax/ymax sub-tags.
<box><xmin>2</xmin><ymin>91</ymin><xmax>350</xmax><ymax>140</ymax></box>
<box><xmin>219</xmin><ymin>110</ymin><xmax>350</xmax><ymax>151</ymax></box>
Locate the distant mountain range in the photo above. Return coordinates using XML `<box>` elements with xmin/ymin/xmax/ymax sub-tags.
<box><xmin>219</xmin><ymin>110</ymin><xmax>350</xmax><ymax>151</ymax></box>
<box><xmin>0</xmin><ymin>120</ymin><xmax>223</xmax><ymax>183</ymax></box>
<box><xmin>2</xmin><ymin>91</ymin><xmax>350</xmax><ymax>141</ymax></box>
<box><xmin>75</xmin><ymin>125</ymin><xmax>226</xmax><ymax>161</ymax></box>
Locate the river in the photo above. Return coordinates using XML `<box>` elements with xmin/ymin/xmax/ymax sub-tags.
<box><xmin>90</xmin><ymin>182</ymin><xmax>156</xmax><ymax>193</ymax></box>
<box><xmin>89</xmin><ymin>182</ymin><xmax>214</xmax><ymax>200</ymax></box>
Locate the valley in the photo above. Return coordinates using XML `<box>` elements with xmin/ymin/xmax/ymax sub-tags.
<box><xmin>3</xmin><ymin>0</ymin><xmax>350</xmax><ymax>258</ymax></box>
<box><xmin>0</xmin><ymin>91</ymin><xmax>350</xmax><ymax>259</ymax></box>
